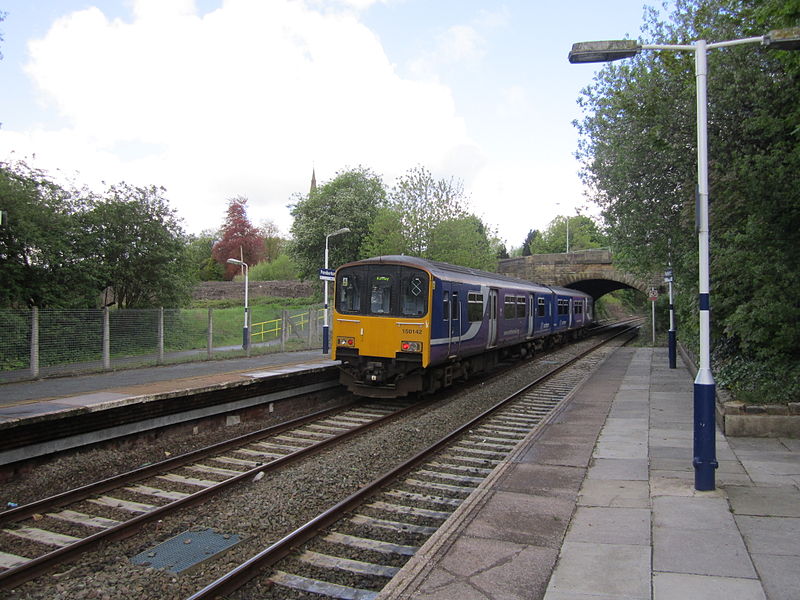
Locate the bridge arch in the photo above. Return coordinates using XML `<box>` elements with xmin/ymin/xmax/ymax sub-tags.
<box><xmin>498</xmin><ymin>250</ymin><xmax>659</xmax><ymax>301</ymax></box>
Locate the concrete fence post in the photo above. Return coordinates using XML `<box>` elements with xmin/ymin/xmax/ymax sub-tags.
<box><xmin>207</xmin><ymin>307</ymin><xmax>213</xmax><ymax>359</ymax></box>
<box><xmin>103</xmin><ymin>307</ymin><xmax>111</xmax><ymax>370</ymax></box>
<box><xmin>30</xmin><ymin>307</ymin><xmax>39</xmax><ymax>378</ymax></box>
<box><xmin>157</xmin><ymin>307</ymin><xmax>165</xmax><ymax>364</ymax></box>
<box><xmin>280</xmin><ymin>310</ymin><xmax>288</xmax><ymax>352</ymax></box>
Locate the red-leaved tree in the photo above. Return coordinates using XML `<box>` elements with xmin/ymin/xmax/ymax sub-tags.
<box><xmin>212</xmin><ymin>196</ymin><xmax>265</xmax><ymax>280</ymax></box>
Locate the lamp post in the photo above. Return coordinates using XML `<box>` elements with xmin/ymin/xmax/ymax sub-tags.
<box><xmin>226</xmin><ymin>258</ymin><xmax>250</xmax><ymax>351</ymax></box>
<box><xmin>323</xmin><ymin>227</ymin><xmax>350</xmax><ymax>355</ymax></box>
<box><xmin>569</xmin><ymin>27</ymin><xmax>800</xmax><ymax>492</ymax></box>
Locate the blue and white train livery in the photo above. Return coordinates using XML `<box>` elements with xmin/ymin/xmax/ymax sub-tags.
<box><xmin>332</xmin><ymin>255</ymin><xmax>593</xmax><ymax>398</ymax></box>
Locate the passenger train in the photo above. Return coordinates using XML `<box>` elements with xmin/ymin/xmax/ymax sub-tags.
<box><xmin>332</xmin><ymin>255</ymin><xmax>594</xmax><ymax>398</ymax></box>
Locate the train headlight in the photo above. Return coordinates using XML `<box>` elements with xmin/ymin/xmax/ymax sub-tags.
<box><xmin>400</xmin><ymin>341</ymin><xmax>422</xmax><ymax>352</ymax></box>
<box><xmin>337</xmin><ymin>336</ymin><xmax>355</xmax><ymax>347</ymax></box>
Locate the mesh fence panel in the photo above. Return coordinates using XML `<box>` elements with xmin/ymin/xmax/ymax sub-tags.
<box><xmin>0</xmin><ymin>304</ymin><xmax>325</xmax><ymax>381</ymax></box>
<box><xmin>0</xmin><ymin>310</ymin><xmax>32</xmax><ymax>380</ymax></box>
<box><xmin>39</xmin><ymin>310</ymin><xmax>103</xmax><ymax>374</ymax></box>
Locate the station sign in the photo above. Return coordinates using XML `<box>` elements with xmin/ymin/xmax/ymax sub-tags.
<box><xmin>664</xmin><ymin>268</ymin><xmax>673</xmax><ymax>283</ymax></box>
<box><xmin>319</xmin><ymin>268</ymin><xmax>336</xmax><ymax>281</ymax></box>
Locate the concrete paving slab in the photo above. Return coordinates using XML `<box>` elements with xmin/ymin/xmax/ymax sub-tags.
<box><xmin>461</xmin><ymin>490</ymin><xmax>574</xmax><ymax>548</ymax></box>
<box><xmin>650</xmin><ymin>478</ymin><xmax>726</xmax><ymax>498</ymax></box>
<box><xmin>653</xmin><ymin>496</ymin><xmax>737</xmax><ymax>531</ymax></box>
<box><xmin>593</xmin><ymin>440</ymin><xmax>648</xmax><ymax>460</ymax></box>
<box><xmin>727</xmin><ymin>486</ymin><xmax>800</xmax><ymax>517</ymax></box>
<box><xmin>566</xmin><ymin>506</ymin><xmax>650</xmax><ymax>545</ymax></box>
<box><xmin>545</xmin><ymin>541</ymin><xmax>651</xmax><ymax>598</ymax></box>
<box><xmin>578</xmin><ymin>479</ymin><xmax>650</xmax><ymax>509</ymax></box>
<box><xmin>587</xmin><ymin>458</ymin><xmax>648</xmax><ymax>481</ymax></box>
<box><xmin>520</xmin><ymin>440</ymin><xmax>595</xmax><ymax>468</ymax></box>
<box><xmin>411</xmin><ymin>536</ymin><xmax>559</xmax><ymax>600</ymax></box>
<box><xmin>653</xmin><ymin>572</ymin><xmax>766</xmax><ymax>600</ymax></box>
<box><xmin>653</xmin><ymin>527</ymin><xmax>756</xmax><ymax>578</ymax></box>
<box><xmin>498</xmin><ymin>463</ymin><xmax>585</xmax><ymax>498</ymax></box>
<box><xmin>749</xmin><ymin>553</ymin><xmax>800</xmax><ymax>600</ymax></box>
<box><xmin>736</xmin><ymin>515</ymin><xmax>800</xmax><ymax>555</ymax></box>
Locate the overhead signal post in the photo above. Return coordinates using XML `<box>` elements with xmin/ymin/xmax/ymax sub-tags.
<box><xmin>322</xmin><ymin>227</ymin><xmax>350</xmax><ymax>355</ymax></box>
<box><xmin>568</xmin><ymin>27</ymin><xmax>800</xmax><ymax>491</ymax></box>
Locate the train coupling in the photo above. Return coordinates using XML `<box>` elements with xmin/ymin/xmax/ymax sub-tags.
<box><xmin>365</xmin><ymin>361</ymin><xmax>386</xmax><ymax>384</ymax></box>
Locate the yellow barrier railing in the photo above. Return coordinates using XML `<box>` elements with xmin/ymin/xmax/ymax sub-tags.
<box><xmin>250</xmin><ymin>309</ymin><xmax>325</xmax><ymax>343</ymax></box>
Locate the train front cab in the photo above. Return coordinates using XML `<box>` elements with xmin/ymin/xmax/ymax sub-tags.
<box><xmin>332</xmin><ymin>261</ymin><xmax>432</xmax><ymax>397</ymax></box>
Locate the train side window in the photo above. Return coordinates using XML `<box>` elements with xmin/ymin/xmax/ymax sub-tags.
<box><xmin>451</xmin><ymin>293</ymin><xmax>460</xmax><ymax>320</ymax></box>
<box><xmin>370</xmin><ymin>275</ymin><xmax>392</xmax><ymax>314</ymax></box>
<box><xmin>467</xmin><ymin>292</ymin><xmax>483</xmax><ymax>321</ymax></box>
<box><xmin>338</xmin><ymin>274</ymin><xmax>361</xmax><ymax>313</ymax></box>
<box><xmin>516</xmin><ymin>296</ymin><xmax>526</xmax><ymax>318</ymax></box>
<box><xmin>503</xmin><ymin>296</ymin><xmax>516</xmax><ymax>319</ymax></box>
<box><xmin>537</xmin><ymin>297</ymin><xmax>546</xmax><ymax>317</ymax></box>
<box><xmin>401</xmin><ymin>274</ymin><xmax>427</xmax><ymax>316</ymax></box>
<box><xmin>443</xmin><ymin>292</ymin><xmax>450</xmax><ymax>321</ymax></box>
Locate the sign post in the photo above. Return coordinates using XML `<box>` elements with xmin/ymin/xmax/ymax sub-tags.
<box><xmin>665</xmin><ymin>269</ymin><xmax>676</xmax><ymax>368</ymax></box>
<box><xmin>648</xmin><ymin>287</ymin><xmax>659</xmax><ymax>346</ymax></box>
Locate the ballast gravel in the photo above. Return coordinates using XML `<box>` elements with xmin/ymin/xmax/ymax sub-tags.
<box><xmin>2</xmin><ymin>338</ymin><xmax>609</xmax><ymax>600</ymax></box>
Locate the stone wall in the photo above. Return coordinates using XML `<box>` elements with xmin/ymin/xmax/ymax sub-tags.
<box><xmin>192</xmin><ymin>280</ymin><xmax>316</xmax><ymax>302</ymax></box>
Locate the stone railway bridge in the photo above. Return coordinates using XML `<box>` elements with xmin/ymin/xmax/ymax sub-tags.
<box><xmin>498</xmin><ymin>249</ymin><xmax>661</xmax><ymax>300</ymax></box>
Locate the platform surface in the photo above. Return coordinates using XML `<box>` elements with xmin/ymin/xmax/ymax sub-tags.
<box><xmin>379</xmin><ymin>347</ymin><xmax>800</xmax><ymax>600</ymax></box>
<box><xmin>0</xmin><ymin>349</ymin><xmax>337</xmax><ymax>425</ymax></box>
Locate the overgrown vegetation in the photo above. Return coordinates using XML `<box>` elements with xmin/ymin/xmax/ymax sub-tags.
<box><xmin>575</xmin><ymin>0</ymin><xmax>800</xmax><ymax>403</ymax></box>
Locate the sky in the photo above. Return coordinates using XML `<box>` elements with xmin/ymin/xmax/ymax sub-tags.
<box><xmin>0</xmin><ymin>0</ymin><xmax>668</xmax><ymax>249</ymax></box>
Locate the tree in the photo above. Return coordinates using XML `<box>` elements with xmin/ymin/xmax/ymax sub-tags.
<box><xmin>388</xmin><ymin>166</ymin><xmax>468</xmax><ymax>257</ymax></box>
<box><xmin>521</xmin><ymin>229</ymin><xmax>539</xmax><ymax>256</ymax></box>
<box><xmin>528</xmin><ymin>215</ymin><xmax>606</xmax><ymax>254</ymax></box>
<box><xmin>360</xmin><ymin>207</ymin><xmax>408</xmax><ymax>258</ymax></box>
<box><xmin>575</xmin><ymin>0</ymin><xmax>800</xmax><ymax>400</ymax></box>
<box><xmin>288</xmin><ymin>166</ymin><xmax>386</xmax><ymax>279</ymax></box>
<box><xmin>185</xmin><ymin>230</ymin><xmax>224</xmax><ymax>282</ymax></box>
<box><xmin>82</xmin><ymin>183</ymin><xmax>192</xmax><ymax>308</ymax></box>
<box><xmin>212</xmin><ymin>196</ymin><xmax>265</xmax><ymax>280</ymax></box>
<box><xmin>259</xmin><ymin>219</ymin><xmax>284</xmax><ymax>263</ymax></box>
<box><xmin>0</xmin><ymin>161</ymin><xmax>99</xmax><ymax>308</ymax></box>
<box><xmin>427</xmin><ymin>215</ymin><xmax>499</xmax><ymax>270</ymax></box>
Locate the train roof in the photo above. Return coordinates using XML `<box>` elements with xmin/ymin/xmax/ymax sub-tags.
<box><xmin>338</xmin><ymin>255</ymin><xmax>592</xmax><ymax>299</ymax></box>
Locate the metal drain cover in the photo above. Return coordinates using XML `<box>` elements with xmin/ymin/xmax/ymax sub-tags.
<box><xmin>131</xmin><ymin>528</ymin><xmax>240</xmax><ymax>573</ymax></box>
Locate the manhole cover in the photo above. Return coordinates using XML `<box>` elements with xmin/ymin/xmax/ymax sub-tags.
<box><xmin>131</xmin><ymin>528</ymin><xmax>240</xmax><ymax>573</ymax></box>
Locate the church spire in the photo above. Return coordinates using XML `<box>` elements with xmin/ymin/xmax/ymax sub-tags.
<box><xmin>310</xmin><ymin>168</ymin><xmax>317</xmax><ymax>194</ymax></box>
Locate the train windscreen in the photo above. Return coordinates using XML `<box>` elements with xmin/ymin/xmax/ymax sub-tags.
<box><xmin>336</xmin><ymin>265</ymin><xmax>429</xmax><ymax>318</ymax></box>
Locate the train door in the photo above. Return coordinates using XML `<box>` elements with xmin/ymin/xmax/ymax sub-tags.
<box><xmin>450</xmin><ymin>291</ymin><xmax>461</xmax><ymax>356</ymax></box>
<box><xmin>487</xmin><ymin>289</ymin><xmax>498</xmax><ymax>348</ymax></box>
<box><xmin>528</xmin><ymin>293</ymin><xmax>535</xmax><ymax>337</ymax></box>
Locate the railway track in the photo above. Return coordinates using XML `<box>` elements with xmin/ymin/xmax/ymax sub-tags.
<box><xmin>0</xmin><ymin>399</ymin><xmax>423</xmax><ymax>589</ymax></box>
<box><xmin>186</xmin><ymin>323</ymin><xmax>639</xmax><ymax>600</ymax></box>
<box><xmin>0</xmin><ymin>320</ymin><xmax>640</xmax><ymax>596</ymax></box>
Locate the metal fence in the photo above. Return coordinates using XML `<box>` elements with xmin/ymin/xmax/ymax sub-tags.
<box><xmin>0</xmin><ymin>305</ymin><xmax>325</xmax><ymax>383</ymax></box>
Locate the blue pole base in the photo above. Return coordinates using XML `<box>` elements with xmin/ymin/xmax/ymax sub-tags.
<box><xmin>668</xmin><ymin>330</ymin><xmax>677</xmax><ymax>369</ymax></box>
<box><xmin>693</xmin><ymin>381</ymin><xmax>718</xmax><ymax>491</ymax></box>
<box><xmin>322</xmin><ymin>326</ymin><xmax>329</xmax><ymax>355</ymax></box>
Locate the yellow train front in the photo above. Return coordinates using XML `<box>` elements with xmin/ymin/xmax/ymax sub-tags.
<box><xmin>332</xmin><ymin>256</ymin><xmax>432</xmax><ymax>398</ymax></box>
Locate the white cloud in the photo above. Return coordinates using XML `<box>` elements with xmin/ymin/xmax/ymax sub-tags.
<box><xmin>2</xmin><ymin>0</ymin><xmax>475</xmax><ymax>236</ymax></box>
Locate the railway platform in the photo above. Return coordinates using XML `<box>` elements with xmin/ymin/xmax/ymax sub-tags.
<box><xmin>0</xmin><ymin>350</ymin><xmax>339</xmax><ymax>466</ymax></box>
<box><xmin>379</xmin><ymin>347</ymin><xmax>799</xmax><ymax>600</ymax></box>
